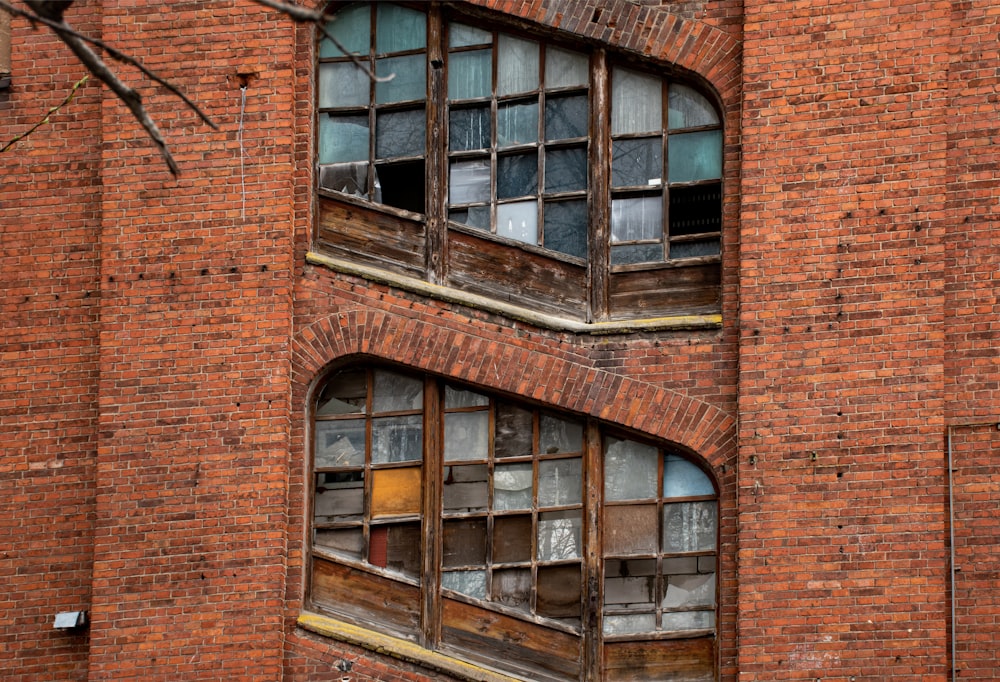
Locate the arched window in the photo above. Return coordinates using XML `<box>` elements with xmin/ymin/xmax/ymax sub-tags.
<box><xmin>315</xmin><ymin>3</ymin><xmax>724</xmax><ymax>324</ymax></box>
<box><xmin>309</xmin><ymin>364</ymin><xmax>719</xmax><ymax>681</ymax></box>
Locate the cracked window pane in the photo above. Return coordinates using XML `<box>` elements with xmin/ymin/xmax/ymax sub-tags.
<box><xmin>545</xmin><ymin>94</ymin><xmax>588</xmax><ymax>141</ymax></box>
<box><xmin>661</xmin><ymin>572</ymin><xmax>716</xmax><ymax>609</ymax></box>
<box><xmin>449</xmin><ymin>105</ymin><xmax>491</xmax><ymax>151</ymax></box>
<box><xmin>612</xmin><ymin>138</ymin><xmax>662</xmax><ymax>188</ymax></box>
<box><xmin>318</xmin><ymin>115</ymin><xmax>369</xmax><ymax>164</ymax></box>
<box><xmin>450</xmin><ymin>206</ymin><xmax>490</xmax><ymax>229</ymax></box>
<box><xmin>545</xmin><ymin>146</ymin><xmax>587</xmax><ymax>193</ymax></box>
<box><xmin>543</xmin><ymin>200</ymin><xmax>587</xmax><ymax>259</ymax></box>
<box><xmin>376</xmin><ymin>108</ymin><xmax>426</xmax><ymax>160</ymax></box>
<box><xmin>498</xmin><ymin>153</ymin><xmax>538</xmax><ymax>199</ymax></box>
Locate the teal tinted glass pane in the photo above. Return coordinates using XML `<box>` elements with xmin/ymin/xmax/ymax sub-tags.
<box><xmin>375</xmin><ymin>108</ymin><xmax>425</xmax><ymax>159</ymax></box>
<box><xmin>545</xmin><ymin>47</ymin><xmax>588</xmax><ymax>89</ymax></box>
<box><xmin>449</xmin><ymin>105</ymin><xmax>491</xmax><ymax>151</ymax></box>
<box><xmin>545</xmin><ymin>94</ymin><xmax>588</xmax><ymax>140</ymax></box>
<box><xmin>663</xmin><ymin>454</ymin><xmax>714</xmax><ymax>498</ymax></box>
<box><xmin>498</xmin><ymin>35</ymin><xmax>539</xmax><ymax>96</ymax></box>
<box><xmin>449</xmin><ymin>23</ymin><xmax>491</xmax><ymax>48</ymax></box>
<box><xmin>543</xmin><ymin>200</ymin><xmax>587</xmax><ymax>259</ymax></box>
<box><xmin>375</xmin><ymin>54</ymin><xmax>426</xmax><ymax>104</ymax></box>
<box><xmin>612</xmin><ymin>138</ymin><xmax>662</xmax><ymax>188</ymax></box>
<box><xmin>318</xmin><ymin>115</ymin><xmax>369</xmax><ymax>164</ymax></box>
<box><xmin>668</xmin><ymin>83</ymin><xmax>719</xmax><ymax>130</ymax></box>
<box><xmin>498</xmin><ymin>101</ymin><xmax>538</xmax><ymax>147</ymax></box>
<box><xmin>611</xmin><ymin>196</ymin><xmax>662</xmax><ymax>242</ymax></box>
<box><xmin>545</xmin><ymin>146</ymin><xmax>587</xmax><ymax>193</ymax></box>
<box><xmin>612</xmin><ymin>67</ymin><xmax>661</xmax><ymax>135</ymax></box>
<box><xmin>319</xmin><ymin>62</ymin><xmax>370</xmax><ymax>109</ymax></box>
<box><xmin>498</xmin><ymin>153</ymin><xmax>538</xmax><ymax>199</ymax></box>
<box><xmin>320</xmin><ymin>4</ymin><xmax>370</xmax><ymax>58</ymax></box>
<box><xmin>376</xmin><ymin>4</ymin><xmax>426</xmax><ymax>53</ymax></box>
<box><xmin>668</xmin><ymin>130</ymin><xmax>723</xmax><ymax>183</ymax></box>
<box><xmin>449</xmin><ymin>49</ymin><xmax>492</xmax><ymax>100</ymax></box>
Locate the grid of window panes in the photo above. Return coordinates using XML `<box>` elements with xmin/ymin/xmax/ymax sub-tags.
<box><xmin>610</xmin><ymin>68</ymin><xmax>723</xmax><ymax>265</ymax></box>
<box><xmin>313</xmin><ymin>367</ymin><xmax>425</xmax><ymax>579</ymax></box>
<box><xmin>317</xmin><ymin>3</ymin><xmax>428</xmax><ymax>213</ymax></box>
<box><xmin>602</xmin><ymin>436</ymin><xmax>717</xmax><ymax>635</ymax></box>
<box><xmin>446</xmin><ymin>26</ymin><xmax>591</xmax><ymax>260</ymax></box>
<box><xmin>441</xmin><ymin>387</ymin><xmax>586</xmax><ymax>627</ymax></box>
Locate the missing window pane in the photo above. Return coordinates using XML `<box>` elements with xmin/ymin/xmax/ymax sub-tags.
<box><xmin>497</xmin><ymin>153</ymin><xmax>538</xmax><ymax>199</ymax></box>
<box><xmin>319</xmin><ymin>163</ymin><xmax>377</xmax><ymax>201</ymax></box>
<box><xmin>669</xmin><ymin>182</ymin><xmax>722</xmax><ymax>236</ymax></box>
<box><xmin>661</xmin><ymin>573</ymin><xmax>716</xmax><ymax>609</ymax></box>
<box><xmin>450</xmin><ymin>207</ymin><xmax>490</xmax><ymax>230</ymax></box>
<box><xmin>545</xmin><ymin>94</ymin><xmax>588</xmax><ymax>141</ymax></box>
<box><xmin>374</xmin><ymin>159</ymin><xmax>426</xmax><ymax>214</ymax></box>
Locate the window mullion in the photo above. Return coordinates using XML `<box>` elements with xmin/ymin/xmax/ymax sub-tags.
<box><xmin>420</xmin><ymin>377</ymin><xmax>443</xmax><ymax>648</ymax></box>
<box><xmin>425</xmin><ymin>5</ymin><xmax>447</xmax><ymax>285</ymax></box>
<box><xmin>587</xmin><ymin>49</ymin><xmax>610</xmax><ymax>323</ymax></box>
<box><xmin>582</xmin><ymin>421</ymin><xmax>604</xmax><ymax>681</ymax></box>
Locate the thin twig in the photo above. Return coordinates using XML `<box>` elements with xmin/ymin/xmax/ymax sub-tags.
<box><xmin>1</xmin><ymin>74</ymin><xmax>89</xmax><ymax>153</ymax></box>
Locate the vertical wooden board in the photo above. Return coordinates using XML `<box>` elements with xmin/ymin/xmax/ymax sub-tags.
<box><xmin>603</xmin><ymin>637</ymin><xmax>715</xmax><ymax>682</ymax></box>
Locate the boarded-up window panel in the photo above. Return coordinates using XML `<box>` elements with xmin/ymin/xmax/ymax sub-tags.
<box><xmin>604</xmin><ymin>504</ymin><xmax>659</xmax><ymax>556</ymax></box>
<box><xmin>371</xmin><ymin>466</ymin><xmax>422</xmax><ymax>517</ymax></box>
<box><xmin>441</xmin><ymin>597</ymin><xmax>582</xmax><ymax>682</ymax></box>
<box><xmin>607</xmin><ymin>263</ymin><xmax>721</xmax><ymax>319</ymax></box>
<box><xmin>317</xmin><ymin>196</ymin><xmax>427</xmax><ymax>278</ymax></box>
<box><xmin>447</xmin><ymin>228</ymin><xmax>588</xmax><ymax>320</ymax></box>
<box><xmin>311</xmin><ymin>556</ymin><xmax>421</xmax><ymax>638</ymax></box>
<box><xmin>603</xmin><ymin>637</ymin><xmax>715</xmax><ymax>682</ymax></box>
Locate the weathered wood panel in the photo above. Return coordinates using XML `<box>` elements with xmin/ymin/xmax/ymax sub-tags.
<box><xmin>317</xmin><ymin>196</ymin><xmax>427</xmax><ymax>278</ymax></box>
<box><xmin>608</xmin><ymin>262</ymin><xmax>721</xmax><ymax>319</ymax></box>
<box><xmin>311</xmin><ymin>556</ymin><xmax>421</xmax><ymax>637</ymax></box>
<box><xmin>603</xmin><ymin>636</ymin><xmax>715</xmax><ymax>681</ymax></box>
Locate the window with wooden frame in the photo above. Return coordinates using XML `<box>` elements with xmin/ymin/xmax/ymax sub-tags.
<box><xmin>315</xmin><ymin>2</ymin><xmax>724</xmax><ymax>324</ymax></box>
<box><xmin>309</xmin><ymin>364</ymin><xmax>719</xmax><ymax>681</ymax></box>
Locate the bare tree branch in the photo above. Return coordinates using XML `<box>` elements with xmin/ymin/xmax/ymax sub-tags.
<box><xmin>1</xmin><ymin>74</ymin><xmax>88</xmax><ymax>153</ymax></box>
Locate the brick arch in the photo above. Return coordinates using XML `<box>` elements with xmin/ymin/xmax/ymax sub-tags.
<box><xmin>292</xmin><ymin>310</ymin><xmax>736</xmax><ymax>472</ymax></box>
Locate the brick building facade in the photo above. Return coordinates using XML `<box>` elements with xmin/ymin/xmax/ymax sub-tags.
<box><xmin>0</xmin><ymin>0</ymin><xmax>996</xmax><ymax>680</ymax></box>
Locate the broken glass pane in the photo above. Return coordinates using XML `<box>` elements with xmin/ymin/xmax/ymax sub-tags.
<box><xmin>663</xmin><ymin>454</ymin><xmax>715</xmax><ymax>498</ymax></box>
<box><xmin>498</xmin><ymin>34</ymin><xmax>539</xmax><ymax>96</ymax></box>
<box><xmin>536</xmin><ymin>565</ymin><xmax>582</xmax><ymax>619</ymax></box>
<box><xmin>538</xmin><ymin>458</ymin><xmax>582</xmax><ymax>507</ymax></box>
<box><xmin>545</xmin><ymin>94</ymin><xmax>588</xmax><ymax>140</ymax></box>
<box><xmin>612</xmin><ymin>138</ymin><xmax>662</xmax><ymax>188</ymax></box>
<box><xmin>611</xmin><ymin>67</ymin><xmax>661</xmax><ymax>135</ymax></box>
<box><xmin>320</xmin><ymin>4</ymin><xmax>369</xmax><ymax>58</ymax></box>
<box><xmin>662</xmin><ymin>501</ymin><xmax>717</xmax><ymax>553</ymax></box>
<box><xmin>610</xmin><ymin>196</ymin><xmax>662</xmax><ymax>243</ymax></box>
<box><xmin>316</xmin><ymin>368</ymin><xmax>366</xmax><ymax>416</ymax></box>
<box><xmin>442</xmin><ymin>569</ymin><xmax>487</xmax><ymax>599</ymax></box>
<box><xmin>314</xmin><ymin>471</ymin><xmax>364</xmax><ymax>522</ymax></box>
<box><xmin>492</xmin><ymin>514</ymin><xmax>532</xmax><ymax>562</ymax></box>
<box><xmin>314</xmin><ymin>528</ymin><xmax>364</xmax><ymax>559</ymax></box>
<box><xmin>443</xmin><ymin>518</ymin><xmax>488</xmax><ymax>567</ymax></box>
<box><xmin>491</xmin><ymin>568</ymin><xmax>531</xmax><ymax>611</ymax></box>
<box><xmin>668</xmin><ymin>83</ymin><xmax>719</xmax><ymax>130</ymax></box>
<box><xmin>660</xmin><ymin>610</ymin><xmax>714</xmax><ymax>631</ymax></box>
<box><xmin>498</xmin><ymin>153</ymin><xmax>538</xmax><ymax>200</ymax></box>
<box><xmin>375</xmin><ymin>54</ymin><xmax>426</xmax><ymax>104</ymax></box>
<box><xmin>611</xmin><ymin>243</ymin><xmax>664</xmax><ymax>265</ymax></box>
<box><xmin>444</xmin><ymin>411</ymin><xmax>489</xmax><ymax>461</ymax></box>
<box><xmin>376</xmin><ymin>3</ymin><xmax>426</xmax><ymax>53</ymax></box>
<box><xmin>449</xmin><ymin>206</ymin><xmax>490</xmax><ymax>229</ymax></box>
<box><xmin>449</xmin><ymin>23</ymin><xmax>491</xmax><ymax>48</ymax></box>
<box><xmin>318</xmin><ymin>162</ymin><xmax>374</xmax><ymax>199</ymax></box>
<box><xmin>670</xmin><ymin>239</ymin><xmax>721</xmax><ymax>260</ymax></box>
<box><xmin>445</xmin><ymin>386</ymin><xmax>489</xmax><ymax>408</ymax></box>
<box><xmin>372</xmin><ymin>370</ymin><xmax>423</xmax><ymax>412</ymax></box>
<box><xmin>448</xmin><ymin>49</ymin><xmax>491</xmax><ymax>100</ymax></box>
<box><xmin>602</xmin><ymin>613</ymin><xmax>656</xmax><ymax>635</ymax></box>
<box><xmin>668</xmin><ymin>129</ymin><xmax>723</xmax><ymax>183</ymax></box>
<box><xmin>545</xmin><ymin>46</ymin><xmax>588</xmax><ymax>89</ymax></box>
<box><xmin>604</xmin><ymin>504</ymin><xmax>658</xmax><ymax>555</ymax></box>
<box><xmin>493</xmin><ymin>463</ymin><xmax>533</xmax><ymax>511</ymax></box>
<box><xmin>497</xmin><ymin>101</ymin><xmax>539</xmax><ymax>147</ymax></box>
<box><xmin>496</xmin><ymin>201</ymin><xmax>538</xmax><ymax>245</ymax></box>
<box><xmin>494</xmin><ymin>403</ymin><xmax>533</xmax><ymax>458</ymax></box>
<box><xmin>449</xmin><ymin>105</ymin><xmax>491</xmax><ymax>151</ymax></box>
<box><xmin>318</xmin><ymin>115</ymin><xmax>369</xmax><ymax>164</ymax></box>
<box><xmin>443</xmin><ymin>464</ymin><xmax>489</xmax><ymax>512</ymax></box>
<box><xmin>661</xmin><ymin>573</ymin><xmax>715</xmax><ymax>609</ymax></box>
<box><xmin>449</xmin><ymin>159</ymin><xmax>490</xmax><ymax>204</ymax></box>
<box><xmin>539</xmin><ymin>414</ymin><xmax>583</xmax><ymax>454</ymax></box>
<box><xmin>538</xmin><ymin>509</ymin><xmax>582</xmax><ymax>560</ymax></box>
<box><xmin>545</xmin><ymin>146</ymin><xmax>587</xmax><ymax>193</ymax></box>
<box><xmin>604</xmin><ymin>437</ymin><xmax>658</xmax><ymax>500</ymax></box>
<box><xmin>371</xmin><ymin>415</ymin><xmax>423</xmax><ymax>463</ymax></box>
<box><xmin>376</xmin><ymin>108</ymin><xmax>426</xmax><ymax>160</ymax></box>
<box><xmin>315</xmin><ymin>419</ymin><xmax>366</xmax><ymax>468</ymax></box>
<box><xmin>319</xmin><ymin>62</ymin><xmax>370</xmax><ymax>109</ymax></box>
<box><xmin>604</xmin><ymin>558</ymin><xmax>656</xmax><ymax>608</ymax></box>
<box><xmin>543</xmin><ymin>199</ymin><xmax>587</xmax><ymax>259</ymax></box>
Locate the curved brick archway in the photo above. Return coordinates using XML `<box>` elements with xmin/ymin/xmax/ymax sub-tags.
<box><xmin>291</xmin><ymin>310</ymin><xmax>736</xmax><ymax>471</ymax></box>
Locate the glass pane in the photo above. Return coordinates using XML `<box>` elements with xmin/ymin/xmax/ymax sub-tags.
<box><xmin>538</xmin><ymin>458</ymin><xmax>581</xmax><ymax>507</ymax></box>
<box><xmin>443</xmin><ymin>464</ymin><xmax>489</xmax><ymax>512</ymax></box>
<box><xmin>545</xmin><ymin>94</ymin><xmax>588</xmax><ymax>140</ymax></box>
<box><xmin>495</xmin><ymin>403</ymin><xmax>533</xmax><ymax>458</ymax></box>
<box><xmin>376</xmin><ymin>3</ymin><xmax>425</xmax><ymax>53</ymax></box>
<box><xmin>318</xmin><ymin>162</ymin><xmax>373</xmax><ymax>199</ymax></box>
<box><xmin>539</xmin><ymin>414</ymin><xmax>583</xmax><ymax>454</ymax></box>
<box><xmin>662</xmin><ymin>573</ymin><xmax>715</xmax><ymax>609</ymax></box>
<box><xmin>497</xmin><ymin>201</ymin><xmax>538</xmax><ymax>245</ymax></box>
<box><xmin>314</xmin><ymin>471</ymin><xmax>364</xmax><ymax>523</ymax></box>
<box><xmin>604</xmin><ymin>437</ymin><xmax>658</xmax><ymax>500</ymax></box>
<box><xmin>545</xmin><ymin>47</ymin><xmax>588</xmax><ymax>89</ymax></box>
<box><xmin>493</xmin><ymin>514</ymin><xmax>532</xmax><ymax>562</ymax></box>
<box><xmin>492</xmin><ymin>568</ymin><xmax>531</xmax><ymax>611</ymax></box>
<box><xmin>612</xmin><ymin>67</ymin><xmax>661</xmax><ymax>134</ymax></box>
<box><xmin>544</xmin><ymin>200</ymin><xmax>587</xmax><ymax>259</ymax></box>
<box><xmin>376</xmin><ymin>108</ymin><xmax>425</xmax><ymax>159</ymax></box>
<box><xmin>604</xmin><ymin>558</ymin><xmax>656</xmax><ymax>606</ymax></box>
<box><xmin>450</xmin><ymin>207</ymin><xmax>490</xmax><ymax>229</ymax></box>
<box><xmin>604</xmin><ymin>504</ymin><xmax>658</xmax><ymax>555</ymax></box>
<box><xmin>318</xmin><ymin>115</ymin><xmax>369</xmax><ymax>164</ymax></box>
<box><xmin>371</xmin><ymin>466</ymin><xmax>422</xmax><ymax>516</ymax></box>
<box><xmin>537</xmin><ymin>565</ymin><xmax>582</xmax><ymax>619</ymax></box>
<box><xmin>449</xmin><ymin>159</ymin><xmax>490</xmax><ymax>204</ymax></box>
<box><xmin>545</xmin><ymin>146</ymin><xmax>587</xmax><ymax>193</ymax></box>
<box><xmin>449</xmin><ymin>49</ymin><xmax>492</xmax><ymax>100</ymax></box>
<box><xmin>316</xmin><ymin>368</ymin><xmax>366</xmax><ymax>416</ymax></box>
<box><xmin>498</xmin><ymin>34</ymin><xmax>539</xmax><ymax>96</ymax></box>
<box><xmin>371</xmin><ymin>415</ymin><xmax>423</xmax><ymax>463</ymax></box>
<box><xmin>315</xmin><ymin>419</ymin><xmax>365</xmax><ymax>468</ymax></box>
<box><xmin>375</xmin><ymin>54</ymin><xmax>426</xmax><ymax>104</ymax></box>
<box><xmin>662</xmin><ymin>556</ymin><xmax>699</xmax><ymax>574</ymax></box>
<box><xmin>612</xmin><ymin>138</ymin><xmax>662</xmax><ymax>188</ymax></box>
<box><xmin>538</xmin><ymin>509</ymin><xmax>582</xmax><ymax>561</ymax></box>
<box><xmin>449</xmin><ymin>23</ymin><xmax>491</xmax><ymax>48</ymax></box>
<box><xmin>668</xmin><ymin>130</ymin><xmax>723</xmax><ymax>183</ymax></box>
<box><xmin>493</xmin><ymin>463</ymin><xmax>533</xmax><ymax>511</ymax></box>
<box><xmin>319</xmin><ymin>5</ymin><xmax>369</xmax><ymax>58</ymax></box>
<box><xmin>372</xmin><ymin>370</ymin><xmax>423</xmax><ymax>412</ymax></box>
<box><xmin>445</xmin><ymin>386</ymin><xmax>489</xmax><ymax>408</ymax></box>
<box><xmin>497</xmin><ymin>101</ymin><xmax>539</xmax><ymax>147</ymax></box>
<box><xmin>611</xmin><ymin>243</ymin><xmax>664</xmax><ymax>265</ymax></box>
<box><xmin>449</xmin><ymin>105</ymin><xmax>491</xmax><ymax>151</ymax></box>
<box><xmin>443</xmin><ymin>518</ymin><xmax>488</xmax><ymax>567</ymax></box>
<box><xmin>497</xmin><ymin>153</ymin><xmax>538</xmax><ymax>199</ymax></box>
<box><xmin>603</xmin><ymin>613</ymin><xmax>656</xmax><ymax>635</ymax></box>
<box><xmin>611</xmin><ymin>196</ymin><xmax>662</xmax><ymax>242</ymax></box>
<box><xmin>670</xmin><ymin>240</ymin><xmax>720</xmax><ymax>260</ymax></box>
<box><xmin>314</xmin><ymin>528</ymin><xmax>363</xmax><ymax>559</ymax></box>
<box><xmin>668</xmin><ymin>83</ymin><xmax>719</xmax><ymax>129</ymax></box>
<box><xmin>442</xmin><ymin>570</ymin><xmax>487</xmax><ymax>599</ymax></box>
<box><xmin>661</xmin><ymin>610</ymin><xmax>715</xmax><ymax>631</ymax></box>
<box><xmin>444</xmin><ymin>411</ymin><xmax>489</xmax><ymax>461</ymax></box>
<box><xmin>319</xmin><ymin>62</ymin><xmax>369</xmax><ymax>109</ymax></box>
<box><xmin>663</xmin><ymin>501</ymin><xmax>717</xmax><ymax>553</ymax></box>
<box><xmin>669</xmin><ymin>182</ymin><xmax>722</xmax><ymax>236</ymax></box>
